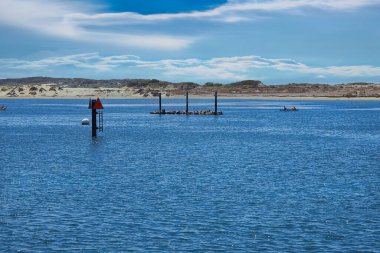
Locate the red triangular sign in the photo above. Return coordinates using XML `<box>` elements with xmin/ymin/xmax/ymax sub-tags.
<box><xmin>94</xmin><ymin>98</ymin><xmax>104</xmax><ymax>109</ymax></box>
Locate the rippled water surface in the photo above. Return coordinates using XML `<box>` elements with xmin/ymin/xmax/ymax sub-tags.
<box><xmin>1</xmin><ymin>99</ymin><xmax>379</xmax><ymax>252</ymax></box>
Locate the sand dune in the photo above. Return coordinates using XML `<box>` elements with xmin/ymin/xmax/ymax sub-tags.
<box><xmin>1</xmin><ymin>81</ymin><xmax>379</xmax><ymax>99</ymax></box>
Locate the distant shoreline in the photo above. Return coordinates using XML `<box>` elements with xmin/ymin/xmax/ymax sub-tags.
<box><xmin>1</xmin><ymin>95</ymin><xmax>379</xmax><ymax>101</ymax></box>
<box><xmin>1</xmin><ymin>79</ymin><xmax>379</xmax><ymax>100</ymax></box>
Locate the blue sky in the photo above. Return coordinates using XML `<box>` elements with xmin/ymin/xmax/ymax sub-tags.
<box><xmin>89</xmin><ymin>0</ymin><xmax>227</xmax><ymax>14</ymax></box>
<box><xmin>0</xmin><ymin>0</ymin><xmax>380</xmax><ymax>84</ymax></box>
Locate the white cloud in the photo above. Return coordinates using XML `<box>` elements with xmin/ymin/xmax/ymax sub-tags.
<box><xmin>67</xmin><ymin>0</ymin><xmax>380</xmax><ymax>24</ymax></box>
<box><xmin>0</xmin><ymin>0</ymin><xmax>379</xmax><ymax>50</ymax></box>
<box><xmin>1</xmin><ymin>53</ymin><xmax>380</xmax><ymax>81</ymax></box>
<box><xmin>0</xmin><ymin>0</ymin><xmax>192</xmax><ymax>50</ymax></box>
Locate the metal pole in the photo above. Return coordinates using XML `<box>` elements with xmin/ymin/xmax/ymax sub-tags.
<box><xmin>186</xmin><ymin>92</ymin><xmax>189</xmax><ymax>114</ymax></box>
<box><xmin>91</xmin><ymin>100</ymin><xmax>97</xmax><ymax>137</ymax></box>
<box><xmin>214</xmin><ymin>91</ymin><xmax>218</xmax><ymax>115</ymax></box>
<box><xmin>159</xmin><ymin>93</ymin><xmax>162</xmax><ymax>114</ymax></box>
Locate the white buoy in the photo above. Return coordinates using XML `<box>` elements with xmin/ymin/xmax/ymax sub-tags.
<box><xmin>81</xmin><ymin>118</ymin><xmax>90</xmax><ymax>125</ymax></box>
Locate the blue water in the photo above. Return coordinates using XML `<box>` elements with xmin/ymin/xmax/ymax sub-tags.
<box><xmin>1</xmin><ymin>99</ymin><xmax>379</xmax><ymax>252</ymax></box>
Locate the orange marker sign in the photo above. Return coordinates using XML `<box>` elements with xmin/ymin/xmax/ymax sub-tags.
<box><xmin>94</xmin><ymin>98</ymin><xmax>104</xmax><ymax>110</ymax></box>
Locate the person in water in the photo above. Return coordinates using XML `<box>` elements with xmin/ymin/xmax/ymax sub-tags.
<box><xmin>292</xmin><ymin>106</ymin><xmax>297</xmax><ymax>111</ymax></box>
<box><xmin>283</xmin><ymin>106</ymin><xmax>287</xmax><ymax>111</ymax></box>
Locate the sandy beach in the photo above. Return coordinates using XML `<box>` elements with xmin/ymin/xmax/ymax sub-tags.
<box><xmin>1</xmin><ymin>83</ymin><xmax>379</xmax><ymax>100</ymax></box>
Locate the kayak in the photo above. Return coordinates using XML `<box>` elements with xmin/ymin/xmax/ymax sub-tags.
<box><xmin>280</xmin><ymin>109</ymin><xmax>298</xmax><ymax>112</ymax></box>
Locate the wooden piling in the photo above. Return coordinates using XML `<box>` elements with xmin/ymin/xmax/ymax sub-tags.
<box><xmin>159</xmin><ymin>93</ymin><xmax>162</xmax><ymax>114</ymax></box>
<box><xmin>186</xmin><ymin>92</ymin><xmax>189</xmax><ymax>114</ymax></box>
<box><xmin>214</xmin><ymin>91</ymin><xmax>218</xmax><ymax>115</ymax></box>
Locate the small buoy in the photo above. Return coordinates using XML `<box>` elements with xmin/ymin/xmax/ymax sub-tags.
<box><xmin>81</xmin><ymin>118</ymin><xmax>90</xmax><ymax>125</ymax></box>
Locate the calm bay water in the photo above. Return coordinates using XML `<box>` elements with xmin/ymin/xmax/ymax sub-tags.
<box><xmin>0</xmin><ymin>98</ymin><xmax>379</xmax><ymax>252</ymax></box>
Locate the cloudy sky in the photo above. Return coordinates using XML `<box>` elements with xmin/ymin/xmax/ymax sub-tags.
<box><xmin>0</xmin><ymin>0</ymin><xmax>379</xmax><ymax>84</ymax></box>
